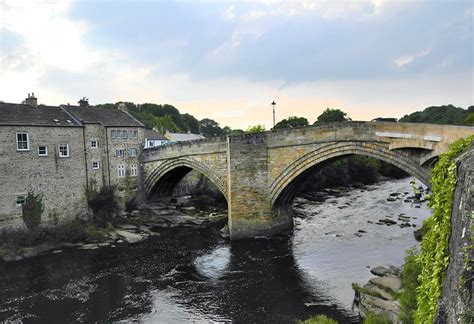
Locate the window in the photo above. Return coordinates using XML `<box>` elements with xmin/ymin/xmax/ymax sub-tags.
<box><xmin>16</xmin><ymin>195</ymin><xmax>26</xmax><ymax>206</ymax></box>
<box><xmin>38</xmin><ymin>146</ymin><xmax>48</xmax><ymax>156</ymax></box>
<box><xmin>130</xmin><ymin>164</ymin><xmax>138</xmax><ymax>176</ymax></box>
<box><xmin>16</xmin><ymin>132</ymin><xmax>29</xmax><ymax>151</ymax></box>
<box><xmin>148</xmin><ymin>140</ymin><xmax>154</xmax><ymax>147</ymax></box>
<box><xmin>133</xmin><ymin>130</ymin><xmax>138</xmax><ymax>138</ymax></box>
<box><xmin>90</xmin><ymin>140</ymin><xmax>99</xmax><ymax>148</ymax></box>
<box><xmin>59</xmin><ymin>144</ymin><xmax>69</xmax><ymax>157</ymax></box>
<box><xmin>92</xmin><ymin>161</ymin><xmax>100</xmax><ymax>170</ymax></box>
<box><xmin>128</xmin><ymin>130</ymin><xmax>133</xmax><ymax>138</ymax></box>
<box><xmin>116</xmin><ymin>149</ymin><xmax>124</xmax><ymax>157</ymax></box>
<box><xmin>122</xmin><ymin>130</ymin><xmax>127</xmax><ymax>139</ymax></box>
<box><xmin>118</xmin><ymin>164</ymin><xmax>125</xmax><ymax>177</ymax></box>
<box><xmin>111</xmin><ymin>130</ymin><xmax>116</xmax><ymax>139</ymax></box>
<box><xmin>129</xmin><ymin>148</ymin><xmax>137</xmax><ymax>157</ymax></box>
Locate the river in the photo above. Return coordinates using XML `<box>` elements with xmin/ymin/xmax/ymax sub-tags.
<box><xmin>0</xmin><ymin>178</ymin><xmax>430</xmax><ymax>323</ymax></box>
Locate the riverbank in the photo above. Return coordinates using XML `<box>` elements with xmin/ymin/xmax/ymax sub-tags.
<box><xmin>0</xmin><ymin>200</ymin><xmax>227</xmax><ymax>263</ymax></box>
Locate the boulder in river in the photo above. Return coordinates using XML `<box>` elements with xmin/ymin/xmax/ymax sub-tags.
<box><xmin>114</xmin><ymin>230</ymin><xmax>144</xmax><ymax>244</ymax></box>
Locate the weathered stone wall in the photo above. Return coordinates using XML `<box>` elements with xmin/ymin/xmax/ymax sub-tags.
<box><xmin>105</xmin><ymin>126</ymin><xmax>144</xmax><ymax>205</ymax></box>
<box><xmin>0</xmin><ymin>125</ymin><xmax>88</xmax><ymax>227</ymax></box>
<box><xmin>436</xmin><ymin>146</ymin><xmax>474</xmax><ymax>323</ymax></box>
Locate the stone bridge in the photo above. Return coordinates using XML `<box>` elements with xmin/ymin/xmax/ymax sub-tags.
<box><xmin>141</xmin><ymin>122</ymin><xmax>474</xmax><ymax>240</ymax></box>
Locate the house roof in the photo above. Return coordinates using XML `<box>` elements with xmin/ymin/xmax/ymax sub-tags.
<box><xmin>0</xmin><ymin>102</ymin><xmax>82</xmax><ymax>127</ymax></box>
<box><xmin>61</xmin><ymin>105</ymin><xmax>144</xmax><ymax>127</ymax></box>
<box><xmin>165</xmin><ymin>132</ymin><xmax>206</xmax><ymax>142</ymax></box>
<box><xmin>144</xmin><ymin>129</ymin><xmax>168</xmax><ymax>140</ymax></box>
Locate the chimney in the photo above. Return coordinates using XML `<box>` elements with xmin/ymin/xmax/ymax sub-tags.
<box><xmin>23</xmin><ymin>93</ymin><xmax>38</xmax><ymax>108</ymax></box>
<box><xmin>117</xmin><ymin>102</ymin><xmax>127</xmax><ymax>111</ymax></box>
<box><xmin>78</xmin><ymin>97</ymin><xmax>89</xmax><ymax>107</ymax></box>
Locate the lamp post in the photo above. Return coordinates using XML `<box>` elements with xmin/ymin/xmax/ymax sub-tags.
<box><xmin>271</xmin><ymin>101</ymin><xmax>276</xmax><ymax>128</ymax></box>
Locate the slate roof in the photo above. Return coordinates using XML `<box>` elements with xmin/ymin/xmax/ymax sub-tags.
<box><xmin>165</xmin><ymin>132</ymin><xmax>206</xmax><ymax>142</ymax></box>
<box><xmin>144</xmin><ymin>129</ymin><xmax>168</xmax><ymax>140</ymax></box>
<box><xmin>61</xmin><ymin>105</ymin><xmax>144</xmax><ymax>127</ymax></box>
<box><xmin>0</xmin><ymin>102</ymin><xmax>81</xmax><ymax>127</ymax></box>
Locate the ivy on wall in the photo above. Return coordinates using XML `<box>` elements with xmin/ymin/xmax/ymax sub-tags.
<box><xmin>414</xmin><ymin>135</ymin><xmax>474</xmax><ymax>323</ymax></box>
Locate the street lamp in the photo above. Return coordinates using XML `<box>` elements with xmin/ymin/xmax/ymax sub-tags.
<box><xmin>271</xmin><ymin>101</ymin><xmax>276</xmax><ymax>128</ymax></box>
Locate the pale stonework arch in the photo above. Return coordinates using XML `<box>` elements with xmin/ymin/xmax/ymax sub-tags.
<box><xmin>144</xmin><ymin>157</ymin><xmax>227</xmax><ymax>200</ymax></box>
<box><xmin>270</xmin><ymin>141</ymin><xmax>430</xmax><ymax>206</ymax></box>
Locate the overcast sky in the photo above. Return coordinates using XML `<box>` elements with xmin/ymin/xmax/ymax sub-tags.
<box><xmin>1</xmin><ymin>0</ymin><xmax>472</xmax><ymax>129</ymax></box>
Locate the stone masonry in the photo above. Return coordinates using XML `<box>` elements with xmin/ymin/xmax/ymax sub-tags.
<box><xmin>142</xmin><ymin>121</ymin><xmax>474</xmax><ymax>240</ymax></box>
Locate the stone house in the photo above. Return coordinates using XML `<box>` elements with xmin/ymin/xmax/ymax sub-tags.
<box><xmin>0</xmin><ymin>95</ymin><xmax>144</xmax><ymax>228</ymax></box>
<box><xmin>144</xmin><ymin>129</ymin><xmax>169</xmax><ymax>149</ymax></box>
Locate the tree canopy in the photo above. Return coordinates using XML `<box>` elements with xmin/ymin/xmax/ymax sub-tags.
<box><xmin>274</xmin><ymin>116</ymin><xmax>309</xmax><ymax>129</ymax></box>
<box><xmin>246</xmin><ymin>124</ymin><xmax>266</xmax><ymax>134</ymax></box>
<box><xmin>399</xmin><ymin>105</ymin><xmax>471</xmax><ymax>125</ymax></box>
<box><xmin>314</xmin><ymin>108</ymin><xmax>350</xmax><ymax>125</ymax></box>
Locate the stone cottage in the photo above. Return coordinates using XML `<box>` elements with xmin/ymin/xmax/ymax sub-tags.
<box><xmin>0</xmin><ymin>94</ymin><xmax>145</xmax><ymax>228</ymax></box>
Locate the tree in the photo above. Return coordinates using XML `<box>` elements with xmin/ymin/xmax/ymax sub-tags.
<box><xmin>274</xmin><ymin>116</ymin><xmax>309</xmax><ymax>129</ymax></box>
<box><xmin>223</xmin><ymin>126</ymin><xmax>245</xmax><ymax>136</ymax></box>
<box><xmin>246</xmin><ymin>124</ymin><xmax>265</xmax><ymax>134</ymax></box>
<box><xmin>182</xmin><ymin>113</ymin><xmax>200</xmax><ymax>134</ymax></box>
<box><xmin>200</xmin><ymin>118</ymin><xmax>224</xmax><ymax>137</ymax></box>
<box><xmin>314</xmin><ymin>108</ymin><xmax>350</xmax><ymax>125</ymax></box>
<box><xmin>399</xmin><ymin>105</ymin><xmax>469</xmax><ymax>125</ymax></box>
<box><xmin>463</xmin><ymin>112</ymin><xmax>474</xmax><ymax>126</ymax></box>
<box><xmin>154</xmin><ymin>115</ymin><xmax>179</xmax><ymax>134</ymax></box>
<box><xmin>22</xmin><ymin>192</ymin><xmax>44</xmax><ymax>232</ymax></box>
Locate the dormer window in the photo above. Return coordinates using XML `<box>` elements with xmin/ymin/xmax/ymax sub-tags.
<box><xmin>16</xmin><ymin>132</ymin><xmax>29</xmax><ymax>151</ymax></box>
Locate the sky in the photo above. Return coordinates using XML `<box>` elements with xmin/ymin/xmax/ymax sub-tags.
<box><xmin>0</xmin><ymin>0</ymin><xmax>472</xmax><ymax>129</ymax></box>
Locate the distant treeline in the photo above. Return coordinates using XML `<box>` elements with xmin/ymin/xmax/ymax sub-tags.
<box><xmin>400</xmin><ymin>105</ymin><xmax>474</xmax><ymax>125</ymax></box>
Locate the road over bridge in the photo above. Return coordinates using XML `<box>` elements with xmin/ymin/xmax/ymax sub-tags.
<box><xmin>141</xmin><ymin>122</ymin><xmax>474</xmax><ymax>240</ymax></box>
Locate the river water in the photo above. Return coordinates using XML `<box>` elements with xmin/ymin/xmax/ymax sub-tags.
<box><xmin>0</xmin><ymin>178</ymin><xmax>430</xmax><ymax>323</ymax></box>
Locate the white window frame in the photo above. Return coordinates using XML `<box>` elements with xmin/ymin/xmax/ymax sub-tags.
<box><xmin>16</xmin><ymin>132</ymin><xmax>30</xmax><ymax>151</ymax></box>
<box><xmin>130</xmin><ymin>164</ymin><xmax>138</xmax><ymax>176</ymax></box>
<box><xmin>129</xmin><ymin>148</ymin><xmax>137</xmax><ymax>157</ymax></box>
<box><xmin>116</xmin><ymin>149</ymin><xmax>124</xmax><ymax>157</ymax></box>
<box><xmin>38</xmin><ymin>145</ymin><xmax>48</xmax><ymax>156</ymax></box>
<box><xmin>148</xmin><ymin>140</ymin><xmax>154</xmax><ymax>147</ymax></box>
<box><xmin>90</xmin><ymin>139</ymin><xmax>99</xmax><ymax>148</ymax></box>
<box><xmin>92</xmin><ymin>161</ymin><xmax>100</xmax><ymax>170</ymax></box>
<box><xmin>118</xmin><ymin>164</ymin><xmax>126</xmax><ymax>177</ymax></box>
<box><xmin>133</xmin><ymin>130</ymin><xmax>138</xmax><ymax>138</ymax></box>
<box><xmin>111</xmin><ymin>130</ymin><xmax>116</xmax><ymax>139</ymax></box>
<box><xmin>16</xmin><ymin>194</ymin><xmax>26</xmax><ymax>207</ymax></box>
<box><xmin>122</xmin><ymin>130</ymin><xmax>127</xmax><ymax>139</ymax></box>
<box><xmin>58</xmin><ymin>144</ymin><xmax>69</xmax><ymax>158</ymax></box>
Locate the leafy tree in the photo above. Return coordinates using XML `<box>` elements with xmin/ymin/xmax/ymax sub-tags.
<box><xmin>223</xmin><ymin>126</ymin><xmax>245</xmax><ymax>136</ymax></box>
<box><xmin>246</xmin><ymin>124</ymin><xmax>266</xmax><ymax>134</ymax></box>
<box><xmin>314</xmin><ymin>108</ymin><xmax>350</xmax><ymax>125</ymax></box>
<box><xmin>274</xmin><ymin>116</ymin><xmax>309</xmax><ymax>129</ymax></box>
<box><xmin>22</xmin><ymin>192</ymin><xmax>44</xmax><ymax>232</ymax></box>
<box><xmin>154</xmin><ymin>115</ymin><xmax>179</xmax><ymax>134</ymax></box>
<box><xmin>200</xmin><ymin>118</ymin><xmax>224</xmax><ymax>137</ymax></box>
<box><xmin>182</xmin><ymin>113</ymin><xmax>200</xmax><ymax>134</ymax></box>
<box><xmin>399</xmin><ymin>105</ymin><xmax>470</xmax><ymax>125</ymax></box>
<box><xmin>463</xmin><ymin>112</ymin><xmax>474</xmax><ymax>125</ymax></box>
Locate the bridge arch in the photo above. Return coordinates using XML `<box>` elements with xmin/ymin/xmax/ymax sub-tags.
<box><xmin>144</xmin><ymin>157</ymin><xmax>228</xmax><ymax>201</ymax></box>
<box><xmin>269</xmin><ymin>141</ymin><xmax>430</xmax><ymax>208</ymax></box>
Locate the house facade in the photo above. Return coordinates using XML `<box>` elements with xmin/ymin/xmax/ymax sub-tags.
<box><xmin>144</xmin><ymin>129</ymin><xmax>169</xmax><ymax>149</ymax></box>
<box><xmin>0</xmin><ymin>95</ymin><xmax>145</xmax><ymax>228</ymax></box>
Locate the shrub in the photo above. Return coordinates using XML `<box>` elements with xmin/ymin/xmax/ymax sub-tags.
<box><xmin>22</xmin><ymin>192</ymin><xmax>44</xmax><ymax>232</ymax></box>
<box><xmin>298</xmin><ymin>314</ymin><xmax>338</xmax><ymax>324</ymax></box>
<box><xmin>363</xmin><ymin>313</ymin><xmax>391</xmax><ymax>324</ymax></box>
<box><xmin>55</xmin><ymin>220</ymin><xmax>106</xmax><ymax>243</ymax></box>
<box><xmin>398</xmin><ymin>247</ymin><xmax>421</xmax><ymax>323</ymax></box>
<box><xmin>89</xmin><ymin>186</ymin><xmax>118</xmax><ymax>228</ymax></box>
